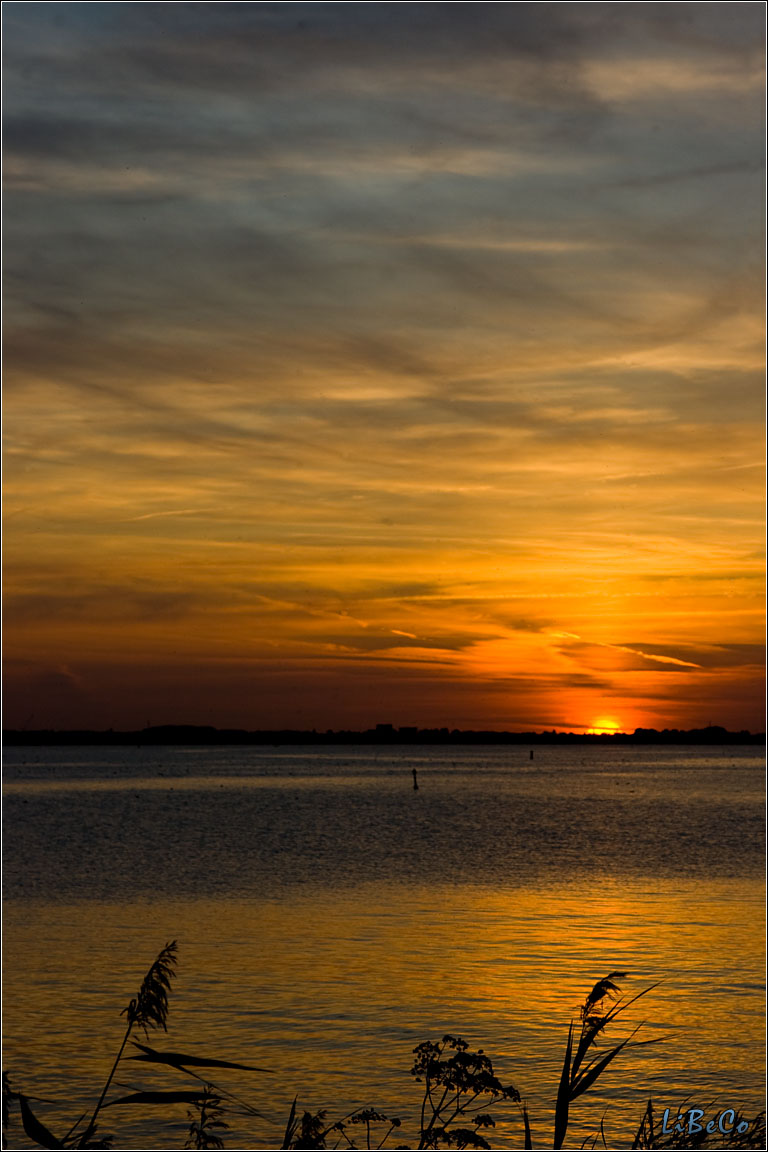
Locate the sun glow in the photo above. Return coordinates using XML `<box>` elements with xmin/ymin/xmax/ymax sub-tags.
<box><xmin>588</xmin><ymin>716</ymin><xmax>622</xmax><ymax>735</ymax></box>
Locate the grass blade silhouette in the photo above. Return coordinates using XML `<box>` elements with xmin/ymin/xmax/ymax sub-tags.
<box><xmin>18</xmin><ymin>1094</ymin><xmax>64</xmax><ymax>1149</ymax></box>
<box><xmin>280</xmin><ymin>1096</ymin><xmax>298</xmax><ymax>1149</ymax></box>
<box><xmin>572</xmin><ymin>1037</ymin><xmax>663</xmax><ymax>1103</ymax></box>
<box><xmin>553</xmin><ymin>1020</ymin><xmax>574</xmax><ymax>1149</ymax></box>
<box><xmin>127</xmin><ymin>1041</ymin><xmax>270</xmax><ymax>1072</ymax></box>
<box><xmin>106</xmin><ymin>1090</ymin><xmax>210</xmax><ymax>1107</ymax></box>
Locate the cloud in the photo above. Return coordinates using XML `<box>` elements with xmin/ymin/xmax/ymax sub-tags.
<box><xmin>2</xmin><ymin>2</ymin><xmax>763</xmax><ymax>732</ymax></box>
<box><xmin>585</xmin><ymin>55</ymin><xmax>764</xmax><ymax>101</ymax></box>
<box><xmin>609</xmin><ymin>646</ymin><xmax>701</xmax><ymax>669</ymax></box>
<box><xmin>553</xmin><ymin>632</ymin><xmax>702</xmax><ymax>671</ymax></box>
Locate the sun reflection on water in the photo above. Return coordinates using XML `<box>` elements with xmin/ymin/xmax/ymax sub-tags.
<box><xmin>2</xmin><ymin>745</ymin><xmax>764</xmax><ymax>1149</ymax></box>
<box><xmin>3</xmin><ymin>877</ymin><xmax>764</xmax><ymax>1150</ymax></box>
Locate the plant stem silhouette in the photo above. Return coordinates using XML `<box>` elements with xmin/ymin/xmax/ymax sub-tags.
<box><xmin>76</xmin><ymin>941</ymin><xmax>178</xmax><ymax>1148</ymax></box>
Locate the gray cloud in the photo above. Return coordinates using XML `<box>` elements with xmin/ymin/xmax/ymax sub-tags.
<box><xmin>3</xmin><ymin>2</ymin><xmax>763</xmax><ymax>731</ymax></box>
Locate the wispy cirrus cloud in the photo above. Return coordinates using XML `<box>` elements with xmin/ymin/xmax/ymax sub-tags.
<box><xmin>2</xmin><ymin>1</ymin><xmax>763</xmax><ymax>731</ymax></box>
<box><xmin>553</xmin><ymin>632</ymin><xmax>702</xmax><ymax>669</ymax></box>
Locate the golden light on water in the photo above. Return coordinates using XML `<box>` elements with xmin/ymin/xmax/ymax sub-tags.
<box><xmin>3</xmin><ymin>736</ymin><xmax>764</xmax><ymax>1150</ymax></box>
<box><xmin>3</xmin><ymin>876</ymin><xmax>764</xmax><ymax>1149</ymax></box>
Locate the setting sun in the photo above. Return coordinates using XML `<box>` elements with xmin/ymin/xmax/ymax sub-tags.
<box><xmin>2</xmin><ymin>1</ymin><xmax>763</xmax><ymax>739</ymax></box>
<box><xmin>589</xmin><ymin>717</ymin><xmax>623</xmax><ymax>735</ymax></box>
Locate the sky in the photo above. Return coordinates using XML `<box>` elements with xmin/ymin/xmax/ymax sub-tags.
<box><xmin>3</xmin><ymin>2</ymin><xmax>765</xmax><ymax>733</ymax></box>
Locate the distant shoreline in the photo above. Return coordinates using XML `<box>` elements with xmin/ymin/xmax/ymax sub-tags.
<box><xmin>3</xmin><ymin>724</ymin><xmax>764</xmax><ymax>746</ymax></box>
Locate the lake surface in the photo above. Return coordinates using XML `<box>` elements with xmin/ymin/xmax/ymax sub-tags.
<box><xmin>2</xmin><ymin>745</ymin><xmax>764</xmax><ymax>1149</ymax></box>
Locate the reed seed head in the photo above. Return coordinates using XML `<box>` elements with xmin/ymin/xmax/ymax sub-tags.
<box><xmin>122</xmin><ymin>940</ymin><xmax>178</xmax><ymax>1033</ymax></box>
<box><xmin>581</xmin><ymin>971</ymin><xmax>627</xmax><ymax>1021</ymax></box>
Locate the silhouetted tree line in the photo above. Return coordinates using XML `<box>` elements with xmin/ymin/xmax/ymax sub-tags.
<box><xmin>3</xmin><ymin>723</ymin><xmax>763</xmax><ymax>746</ymax></box>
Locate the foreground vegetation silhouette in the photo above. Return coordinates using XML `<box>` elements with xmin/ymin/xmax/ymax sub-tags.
<box><xmin>3</xmin><ymin>943</ymin><xmax>764</xmax><ymax>1150</ymax></box>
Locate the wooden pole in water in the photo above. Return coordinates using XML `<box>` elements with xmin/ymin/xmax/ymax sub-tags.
<box><xmin>412</xmin><ymin>768</ymin><xmax>419</xmax><ymax>790</ymax></box>
<box><xmin>530</xmin><ymin>750</ymin><xmax>534</xmax><ymax>760</ymax></box>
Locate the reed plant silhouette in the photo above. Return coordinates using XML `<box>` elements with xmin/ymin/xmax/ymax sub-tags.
<box><xmin>2</xmin><ymin>941</ymin><xmax>266</xmax><ymax>1151</ymax></box>
<box><xmin>3</xmin><ymin>941</ymin><xmax>180</xmax><ymax>1150</ymax></box>
<box><xmin>550</xmin><ymin>971</ymin><xmax>662</xmax><ymax>1149</ymax></box>
<box><xmin>82</xmin><ymin>939</ymin><xmax>179</xmax><ymax>1146</ymax></box>
<box><xmin>3</xmin><ymin>948</ymin><xmax>765</xmax><ymax>1151</ymax></box>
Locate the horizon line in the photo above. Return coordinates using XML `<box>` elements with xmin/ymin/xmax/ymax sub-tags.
<box><xmin>3</xmin><ymin>722</ymin><xmax>764</xmax><ymax>742</ymax></box>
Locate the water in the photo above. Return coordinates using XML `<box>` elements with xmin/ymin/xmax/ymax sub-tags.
<box><xmin>2</xmin><ymin>745</ymin><xmax>764</xmax><ymax>1149</ymax></box>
